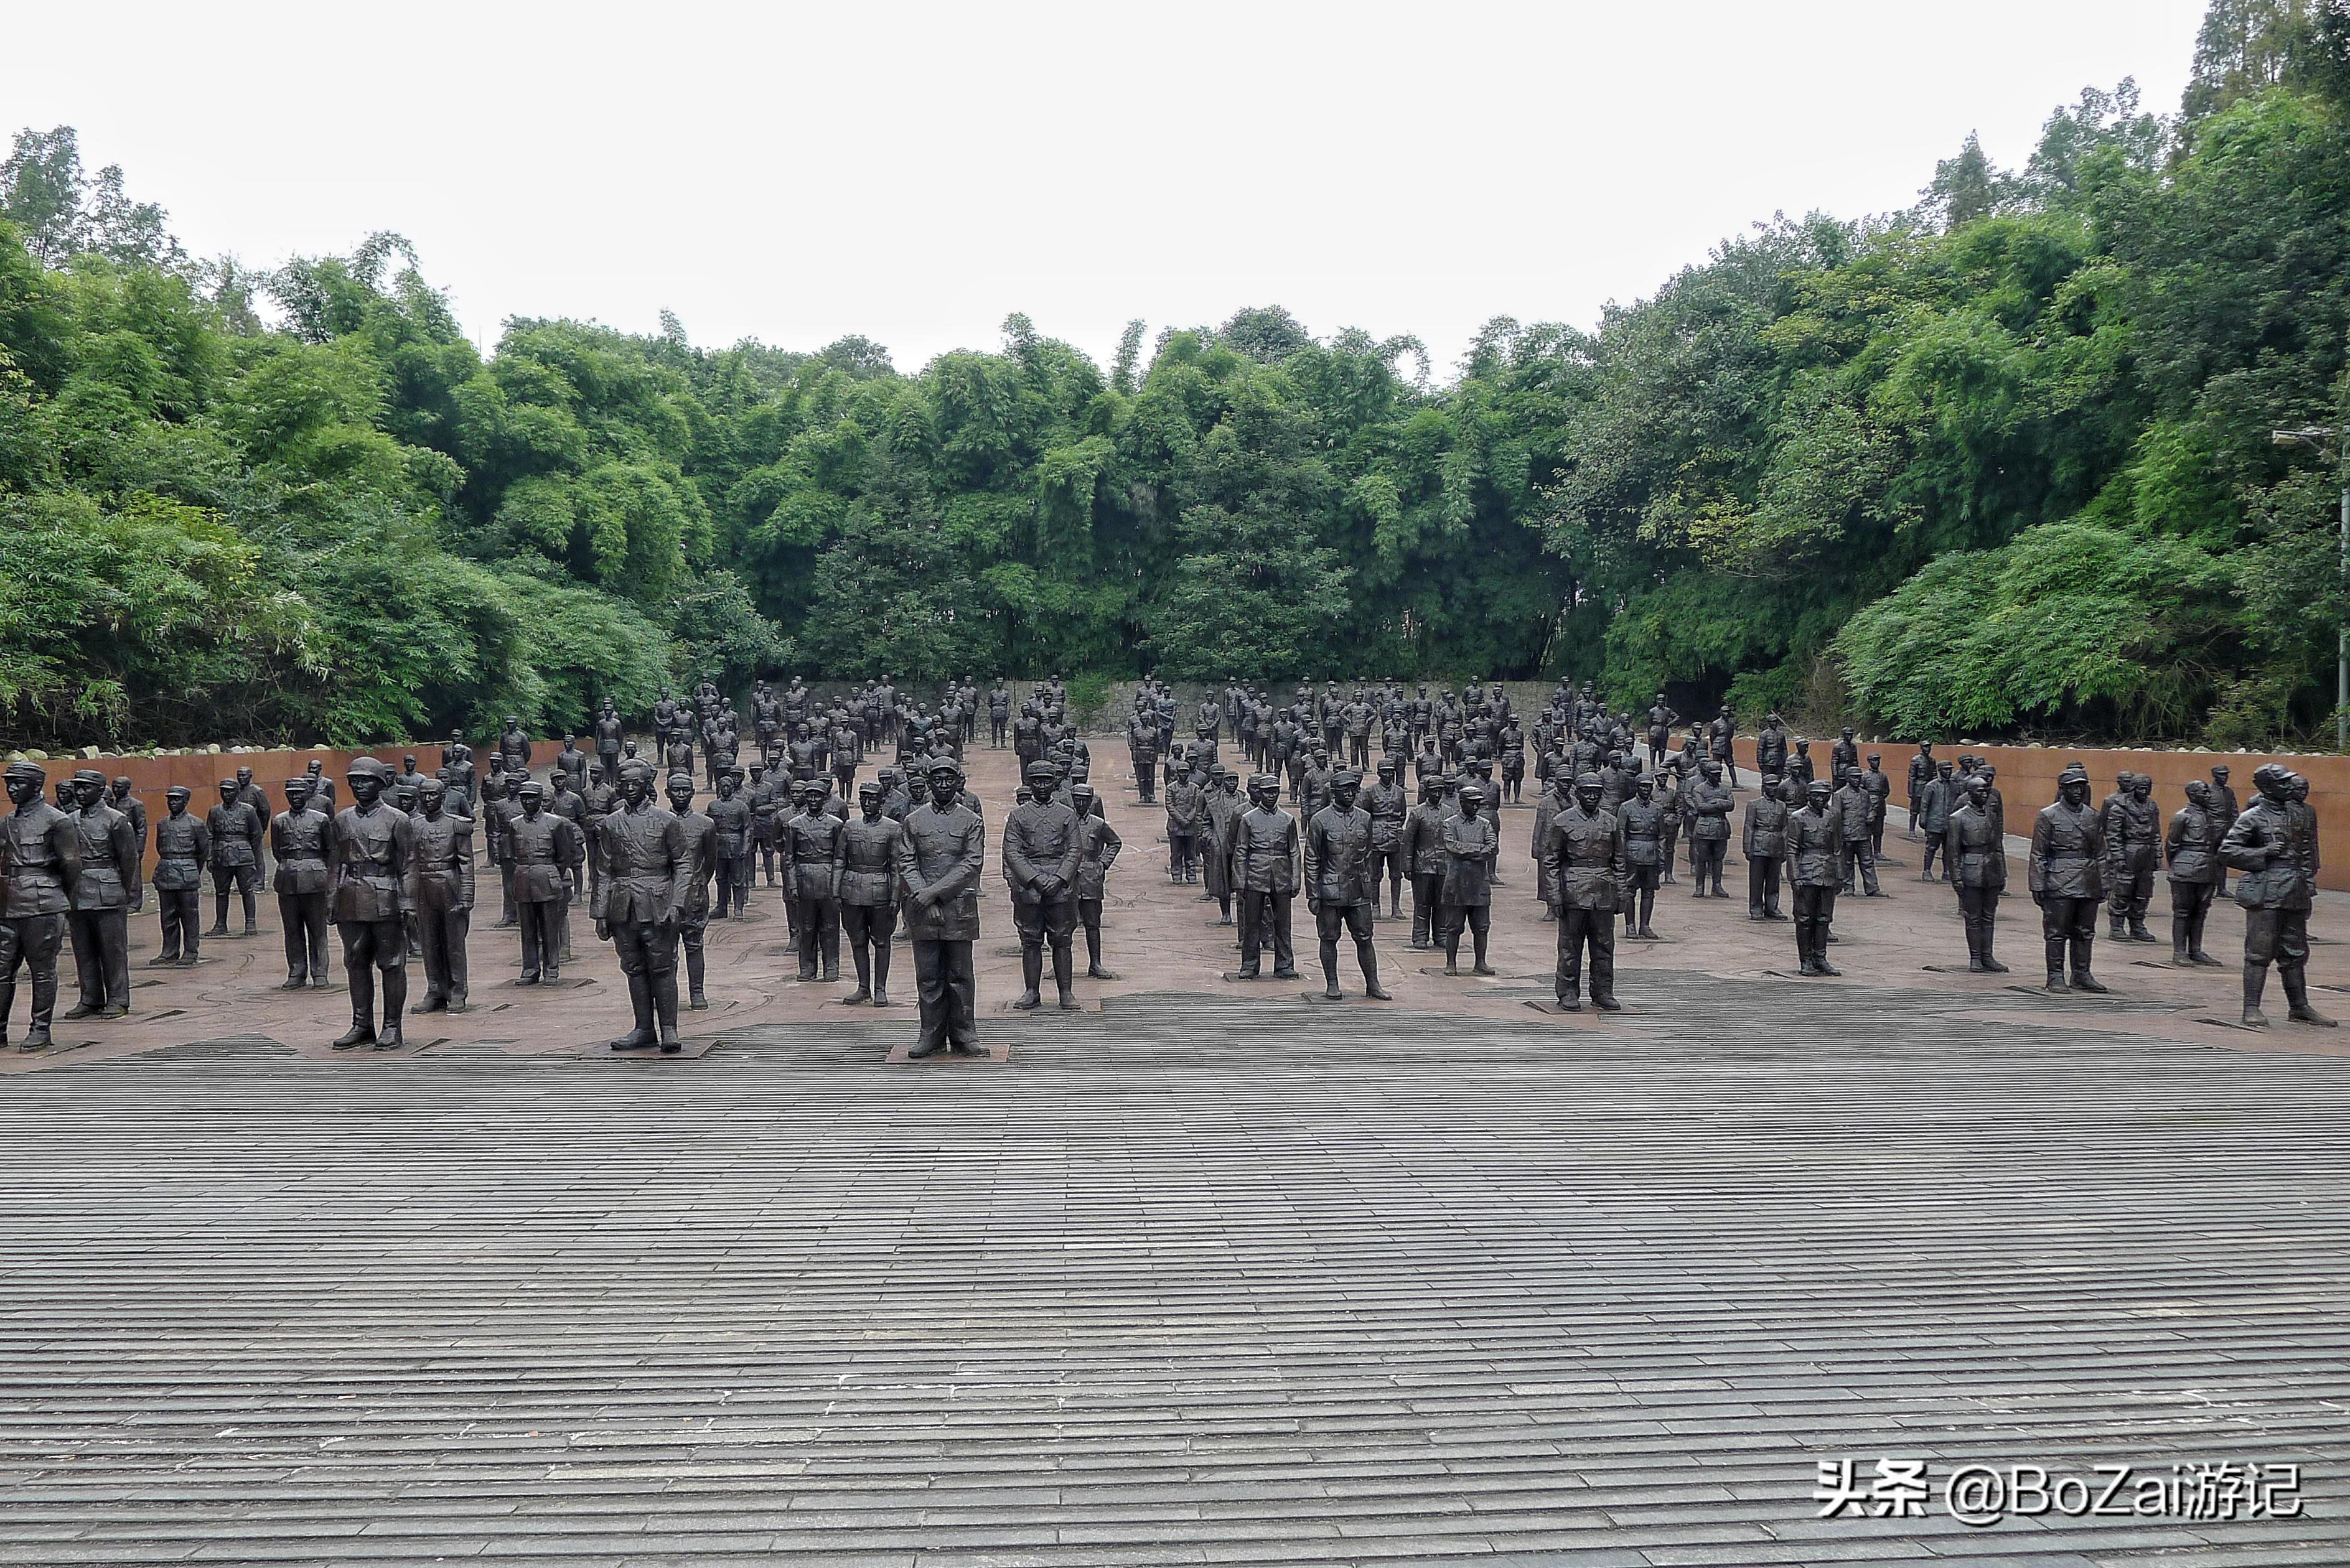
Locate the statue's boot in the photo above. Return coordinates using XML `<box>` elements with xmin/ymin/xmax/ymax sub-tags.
<box><xmin>609</xmin><ymin>973</ymin><xmax>657</xmax><ymax>1050</ymax></box>
<box><xmin>2171</xmin><ymin>916</ymin><xmax>2192</xmax><ymax>966</ymax></box>
<box><xmin>655</xmin><ymin>973</ymin><xmax>683</xmax><ymax>1052</ymax></box>
<box><xmin>1013</xmin><ymin>946</ymin><xmax>1043</xmax><ymax>1010</ymax></box>
<box><xmin>2284</xmin><ymin>968</ymin><xmax>2338</xmax><ymax>1027</ymax></box>
<box><xmin>2045</xmin><ymin>938</ymin><xmax>2069</xmax><ymax>992</ymax></box>
<box><xmin>2188</xmin><ymin>904</ymin><xmax>2220</xmax><ymax>965</ymax></box>
<box><xmin>2242</xmin><ymin>963</ymin><xmax>2270</xmax><ymax>1029</ymax></box>
<box><xmin>1358</xmin><ymin>942</ymin><xmax>1390</xmax><ymax>1000</ymax></box>
<box><xmin>1978</xmin><ymin>921</ymin><xmax>2006</xmax><ymax>973</ymax></box>
<box><xmin>1320</xmin><ymin>940</ymin><xmax>1343</xmax><ymax>1000</ymax></box>
<box><xmin>1054</xmin><ymin>943</ymin><xmax>1079</xmax><ymax>1010</ymax></box>
<box><xmin>2069</xmin><ymin>938</ymin><xmax>2107</xmax><ymax>993</ymax></box>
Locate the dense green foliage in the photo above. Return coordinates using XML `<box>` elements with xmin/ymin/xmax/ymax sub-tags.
<box><xmin>4</xmin><ymin>1</ymin><xmax>2350</xmax><ymax>749</ymax></box>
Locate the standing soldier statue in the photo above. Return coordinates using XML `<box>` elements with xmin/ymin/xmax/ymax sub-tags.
<box><xmin>2165</xmin><ymin>779</ymin><xmax>2226</xmax><ymax>967</ymax></box>
<box><xmin>406</xmin><ymin>778</ymin><xmax>475</xmax><ymax>1018</ymax></box>
<box><xmin>1944</xmin><ymin>774</ymin><xmax>2008</xmax><ymax>973</ymax></box>
<box><xmin>327</xmin><ymin>759</ymin><xmax>416</xmax><ymax>1049</ymax></box>
<box><xmin>2028</xmin><ymin>764</ymin><xmax>2107</xmax><ymax>994</ymax></box>
<box><xmin>1303</xmin><ymin>769</ymin><xmax>1390</xmax><ymax>1001</ymax></box>
<box><xmin>149</xmin><ymin>786</ymin><xmax>209</xmax><ymax>969</ymax></box>
<box><xmin>897</xmin><ymin>758</ymin><xmax>986</xmax><ymax>1057</ymax></box>
<box><xmin>1786</xmin><ymin>778</ymin><xmax>1842</xmax><ymax>977</ymax></box>
<box><xmin>506</xmin><ymin>780</ymin><xmax>580</xmax><ymax>988</ymax></box>
<box><xmin>1540</xmin><ymin>772</ymin><xmax>1627</xmax><ymax>1010</ymax></box>
<box><xmin>665</xmin><ymin>773</ymin><xmax>716</xmax><ymax>1012</ymax></box>
<box><xmin>271</xmin><ymin>777</ymin><xmax>332</xmax><ymax>990</ymax></box>
<box><xmin>1003</xmin><ymin>762</ymin><xmax>1084</xmax><ymax>1012</ymax></box>
<box><xmin>2222</xmin><ymin>764</ymin><xmax>2333</xmax><ymax>1029</ymax></box>
<box><xmin>594</xmin><ymin>760</ymin><xmax>690</xmax><ymax>1052</ymax></box>
<box><xmin>1070</xmin><ymin>783</ymin><xmax>1122</xmax><ymax>982</ymax></box>
<box><xmin>0</xmin><ymin>761</ymin><xmax>80</xmax><ymax>1050</ymax></box>
<box><xmin>838</xmin><ymin>780</ymin><xmax>905</xmax><ymax>1007</ymax></box>
<box><xmin>62</xmin><ymin>770</ymin><xmax>138</xmax><ymax>1022</ymax></box>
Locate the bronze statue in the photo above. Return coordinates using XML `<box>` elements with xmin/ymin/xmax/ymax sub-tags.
<box><xmin>1540</xmin><ymin>772</ymin><xmax>1627</xmax><ymax>1009</ymax></box>
<box><xmin>1003</xmin><ymin>761</ymin><xmax>1083</xmax><ymax>1010</ymax></box>
<box><xmin>327</xmin><ymin>758</ymin><xmax>416</xmax><ymax>1048</ymax></box>
<box><xmin>0</xmin><ymin>761</ymin><xmax>80</xmax><ymax>1048</ymax></box>
<box><xmin>2222</xmin><ymin>764</ymin><xmax>2332</xmax><ymax>1028</ymax></box>
<box><xmin>2165</xmin><ymin>779</ymin><xmax>2226</xmax><ymax>967</ymax></box>
<box><xmin>1070</xmin><ymin>783</ymin><xmax>1123</xmax><ymax>981</ymax></box>
<box><xmin>1304</xmin><ymin>770</ymin><xmax>1390</xmax><ymax>1000</ymax></box>
<box><xmin>1944</xmin><ymin>774</ymin><xmax>2008</xmax><ymax>972</ymax></box>
<box><xmin>270</xmin><ymin>778</ymin><xmax>332</xmax><ymax>989</ymax></box>
<box><xmin>506</xmin><ymin>780</ymin><xmax>581</xmax><ymax>987</ymax></box>
<box><xmin>62</xmin><ymin>770</ymin><xmax>137</xmax><ymax>1020</ymax></box>
<box><xmin>205</xmin><ymin>778</ymin><xmax>264</xmax><ymax>937</ymax></box>
<box><xmin>666</xmin><ymin>773</ymin><xmax>716</xmax><ymax>1010</ymax></box>
<box><xmin>408</xmin><ymin>777</ymin><xmax>476</xmax><ymax>1015</ymax></box>
<box><xmin>149</xmin><ymin>785</ymin><xmax>208</xmax><ymax>968</ymax></box>
<box><xmin>1742</xmin><ymin>774</ymin><xmax>1789</xmax><ymax>920</ymax></box>
<box><xmin>782</xmin><ymin>780</ymin><xmax>845</xmax><ymax>981</ymax></box>
<box><xmin>108</xmin><ymin>777</ymin><xmax>146</xmax><ymax>915</ymax></box>
<box><xmin>2103</xmin><ymin>771</ymin><xmax>2161</xmax><ymax>943</ymax></box>
<box><xmin>1833</xmin><ymin>765</ymin><xmax>1882</xmax><ymax>897</ymax></box>
<box><xmin>2028</xmin><ymin>765</ymin><xmax>2107</xmax><ymax>993</ymax></box>
<box><xmin>897</xmin><ymin>759</ymin><xmax>986</xmax><ymax>1057</ymax></box>
<box><xmin>708</xmin><ymin>772</ymin><xmax>752</xmax><ymax>920</ymax></box>
<box><xmin>1617</xmin><ymin>775</ymin><xmax>1665</xmax><ymax>940</ymax></box>
<box><xmin>1786</xmin><ymin>778</ymin><xmax>1842</xmax><ymax>976</ymax></box>
<box><xmin>839</xmin><ymin>780</ymin><xmax>905</xmax><ymax>1006</ymax></box>
<box><xmin>1683</xmin><ymin>762</ymin><xmax>1731</xmax><ymax>897</ymax></box>
<box><xmin>1438</xmin><ymin>782</ymin><xmax>1499</xmax><ymax>976</ymax></box>
<box><xmin>593</xmin><ymin>760</ymin><xmax>690</xmax><ymax>1051</ymax></box>
<box><xmin>1232</xmin><ymin>773</ymin><xmax>1301</xmax><ymax>979</ymax></box>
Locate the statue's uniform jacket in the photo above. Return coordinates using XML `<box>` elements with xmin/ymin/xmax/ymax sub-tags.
<box><xmin>505</xmin><ymin>813</ymin><xmax>580</xmax><ymax>903</ymax></box>
<box><xmin>1618</xmin><ymin>798</ymin><xmax>1666</xmax><ymax>872</ymax></box>
<box><xmin>408</xmin><ymin>811</ymin><xmax>476</xmax><ymax>913</ymax></box>
<box><xmin>1945</xmin><ymin>804</ymin><xmax>2006</xmax><ymax>889</ymax></box>
<box><xmin>2028</xmin><ymin>802</ymin><xmax>2107</xmax><ymax>900</ymax></box>
<box><xmin>1786</xmin><ymin>806</ymin><xmax>1842</xmax><ymax>888</ymax></box>
<box><xmin>1541</xmin><ymin>805</ymin><xmax>1626</xmax><ymax>912</ymax></box>
<box><xmin>271</xmin><ymin>806</ymin><xmax>331</xmax><ymax>895</ymax></box>
<box><xmin>329</xmin><ymin>804</ymin><xmax>414</xmax><ymax>923</ymax></box>
<box><xmin>70</xmin><ymin>804</ymin><xmax>139</xmax><ymax>910</ymax></box>
<box><xmin>897</xmin><ymin>803</ymin><xmax>985</xmax><ymax>939</ymax></box>
<box><xmin>1231</xmin><ymin>808</ymin><xmax>1299</xmax><ymax>894</ymax></box>
<box><xmin>838</xmin><ymin>816</ymin><xmax>905</xmax><ymax>908</ymax></box>
<box><xmin>1438</xmin><ymin>814</ymin><xmax>1498</xmax><ymax>907</ymax></box>
<box><xmin>152</xmin><ymin>812</ymin><xmax>209</xmax><ymax>891</ymax></box>
<box><xmin>1304</xmin><ymin>804</ymin><xmax>1376</xmax><ymax>908</ymax></box>
<box><xmin>596</xmin><ymin>805</ymin><xmax>688</xmax><ymax>925</ymax></box>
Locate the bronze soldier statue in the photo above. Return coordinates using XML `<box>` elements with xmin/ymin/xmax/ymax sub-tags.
<box><xmin>1786</xmin><ymin>778</ymin><xmax>1842</xmax><ymax>977</ymax></box>
<box><xmin>2028</xmin><ymin>764</ymin><xmax>2107</xmax><ymax>993</ymax></box>
<box><xmin>897</xmin><ymin>759</ymin><xmax>986</xmax><ymax>1056</ymax></box>
<box><xmin>1004</xmin><ymin>760</ymin><xmax>1084</xmax><ymax>1011</ymax></box>
<box><xmin>2165</xmin><ymin>779</ymin><xmax>2226</xmax><ymax>967</ymax></box>
<box><xmin>1944</xmin><ymin>774</ymin><xmax>2008</xmax><ymax>973</ymax></box>
<box><xmin>328</xmin><ymin>758</ymin><xmax>416</xmax><ymax>1048</ymax></box>
<box><xmin>149</xmin><ymin>785</ymin><xmax>208</xmax><ymax>968</ymax></box>
<box><xmin>665</xmin><ymin>773</ymin><xmax>716</xmax><ymax>1010</ymax></box>
<box><xmin>1742</xmin><ymin>774</ymin><xmax>1789</xmax><ymax>920</ymax></box>
<box><xmin>1231</xmin><ymin>773</ymin><xmax>1301</xmax><ymax>979</ymax></box>
<box><xmin>62</xmin><ymin>770</ymin><xmax>138</xmax><ymax>1021</ymax></box>
<box><xmin>1304</xmin><ymin>769</ymin><xmax>1390</xmax><ymax>1001</ymax></box>
<box><xmin>1617</xmin><ymin>775</ymin><xmax>1665</xmax><ymax>940</ymax></box>
<box><xmin>2103</xmin><ymin>771</ymin><xmax>2162</xmax><ymax>943</ymax></box>
<box><xmin>270</xmin><ymin>777</ymin><xmax>332</xmax><ymax>989</ymax></box>
<box><xmin>108</xmin><ymin>776</ymin><xmax>146</xmax><ymax>915</ymax></box>
<box><xmin>0</xmin><ymin>761</ymin><xmax>80</xmax><ymax>1048</ymax></box>
<box><xmin>1683</xmin><ymin>761</ymin><xmax>1732</xmax><ymax>897</ymax></box>
<box><xmin>838</xmin><ymin>780</ymin><xmax>905</xmax><ymax>1006</ymax></box>
<box><xmin>2222</xmin><ymin>763</ymin><xmax>2333</xmax><ymax>1029</ymax></box>
<box><xmin>406</xmin><ymin>777</ymin><xmax>475</xmax><ymax>1017</ymax></box>
<box><xmin>506</xmin><ymin>780</ymin><xmax>580</xmax><ymax>987</ymax></box>
<box><xmin>206</xmin><ymin>778</ymin><xmax>264</xmax><ymax>938</ymax></box>
<box><xmin>1541</xmin><ymin>772</ymin><xmax>1627</xmax><ymax>1009</ymax></box>
<box><xmin>1362</xmin><ymin>757</ymin><xmax>1408</xmax><ymax>920</ymax></box>
<box><xmin>782</xmin><ymin>780</ymin><xmax>845</xmax><ymax>981</ymax></box>
<box><xmin>708</xmin><ymin>772</ymin><xmax>752</xmax><ymax>920</ymax></box>
<box><xmin>593</xmin><ymin>760</ymin><xmax>690</xmax><ymax>1052</ymax></box>
<box><xmin>1438</xmin><ymin>782</ymin><xmax>1500</xmax><ymax>977</ymax></box>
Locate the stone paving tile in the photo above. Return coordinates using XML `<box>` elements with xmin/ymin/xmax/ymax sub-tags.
<box><xmin>6</xmin><ymin>913</ymin><xmax>2350</xmax><ymax>1567</ymax></box>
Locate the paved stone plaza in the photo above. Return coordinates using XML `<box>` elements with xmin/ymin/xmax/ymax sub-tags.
<box><xmin>4</xmin><ymin>748</ymin><xmax>2349</xmax><ymax>1566</ymax></box>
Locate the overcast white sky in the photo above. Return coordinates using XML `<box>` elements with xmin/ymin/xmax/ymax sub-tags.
<box><xmin>9</xmin><ymin>1</ymin><xmax>2210</xmax><ymax>378</ymax></box>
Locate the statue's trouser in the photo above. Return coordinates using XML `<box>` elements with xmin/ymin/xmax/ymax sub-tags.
<box><xmin>415</xmin><ymin>904</ymin><xmax>469</xmax><ymax>1006</ymax></box>
<box><xmin>2245</xmin><ymin>907</ymin><xmax>2313</xmax><ymax>1015</ymax></box>
<box><xmin>843</xmin><ymin>902</ymin><xmax>895</xmax><ymax>994</ymax></box>
<box><xmin>679</xmin><ymin>915</ymin><xmax>706</xmax><ymax>1001</ymax></box>
<box><xmin>1168</xmin><ymin>831</ymin><xmax>1196</xmax><ymax>879</ymax></box>
<box><xmin>1840</xmin><ymin>839</ymin><xmax>1880</xmax><ymax>897</ymax></box>
<box><xmin>1623</xmin><ymin>866</ymin><xmax>1659</xmax><ymax>932</ymax></box>
<box><xmin>2041</xmin><ymin>895</ymin><xmax>2099</xmax><ymax>982</ymax></box>
<box><xmin>1014</xmin><ymin>896</ymin><xmax>1077</xmax><ymax>999</ymax></box>
<box><xmin>1956</xmin><ymin>884</ymin><xmax>2000</xmax><ymax>966</ymax></box>
<box><xmin>340</xmin><ymin>918</ymin><xmax>408</xmax><ymax>1036</ymax></box>
<box><xmin>1660</xmin><ymin>821</ymin><xmax>1679</xmax><ymax>881</ymax></box>
<box><xmin>792</xmin><ymin>897</ymin><xmax>841</xmax><ymax>979</ymax></box>
<box><xmin>1441</xmin><ymin>903</ymin><xmax>1491</xmax><ymax>969</ymax></box>
<box><xmin>1315</xmin><ymin>899</ymin><xmax>1377</xmax><ymax>991</ymax></box>
<box><xmin>1748</xmin><ymin>856</ymin><xmax>1781</xmax><ymax>917</ymax></box>
<box><xmin>0</xmin><ymin>914</ymin><xmax>65</xmax><ymax>1039</ymax></box>
<box><xmin>158</xmin><ymin>889</ymin><xmax>200</xmax><ymax>963</ymax></box>
<box><xmin>1792</xmin><ymin>884</ymin><xmax>1835</xmax><ymax>966</ymax></box>
<box><xmin>1075</xmin><ymin>897</ymin><xmax>1105</xmax><ymax>973</ymax></box>
<box><xmin>1555</xmin><ymin>905</ymin><xmax>1615</xmax><ymax>1004</ymax></box>
<box><xmin>612</xmin><ymin>920</ymin><xmax>681</xmax><ymax>1034</ymax></box>
<box><xmin>714</xmin><ymin>855</ymin><xmax>744</xmax><ymax>918</ymax></box>
<box><xmin>1690</xmin><ymin>838</ymin><xmax>1726</xmax><ymax>893</ymax></box>
<box><xmin>279</xmin><ymin>892</ymin><xmax>327</xmax><ymax>982</ymax></box>
<box><xmin>518</xmin><ymin>898</ymin><xmax>563</xmax><ymax>981</ymax></box>
<box><xmin>1238</xmin><ymin>889</ymin><xmax>1293</xmax><ymax>974</ymax></box>
<box><xmin>1410</xmin><ymin>871</ymin><xmax>1443</xmax><ymax>946</ymax></box>
<box><xmin>212</xmin><ymin>862</ymin><xmax>259</xmax><ymax>931</ymax></box>
<box><xmin>67</xmin><ymin>907</ymin><xmax>129</xmax><ymax>1012</ymax></box>
<box><xmin>912</xmin><ymin>938</ymin><xmax>976</xmax><ymax>1052</ymax></box>
<box><xmin>2108</xmin><ymin>870</ymin><xmax>2154</xmax><ymax>935</ymax></box>
<box><xmin>2170</xmin><ymin>879</ymin><xmax>2215</xmax><ymax>960</ymax></box>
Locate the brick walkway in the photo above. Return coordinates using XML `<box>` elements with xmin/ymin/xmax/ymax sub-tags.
<box><xmin>4</xmin><ymin>746</ymin><xmax>2348</xmax><ymax>1564</ymax></box>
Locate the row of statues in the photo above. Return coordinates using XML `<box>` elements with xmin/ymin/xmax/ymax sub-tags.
<box><xmin>0</xmin><ymin>674</ymin><xmax>2333</xmax><ymax>1048</ymax></box>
